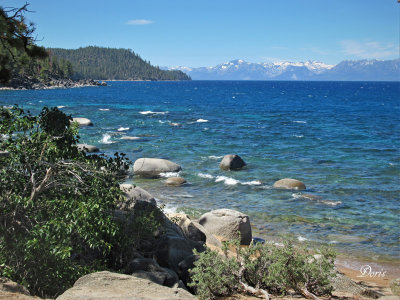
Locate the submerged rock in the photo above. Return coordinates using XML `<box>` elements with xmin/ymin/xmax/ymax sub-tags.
<box><xmin>219</xmin><ymin>154</ymin><xmax>246</xmax><ymax>170</ymax></box>
<box><xmin>133</xmin><ymin>158</ymin><xmax>181</xmax><ymax>178</ymax></box>
<box><xmin>199</xmin><ymin>209</ymin><xmax>252</xmax><ymax>245</ymax></box>
<box><xmin>273</xmin><ymin>178</ymin><xmax>306</xmax><ymax>190</ymax></box>
<box><xmin>165</xmin><ymin>177</ymin><xmax>187</xmax><ymax>186</ymax></box>
<box><xmin>72</xmin><ymin>117</ymin><xmax>93</xmax><ymax>126</ymax></box>
<box><xmin>56</xmin><ymin>271</ymin><xmax>196</xmax><ymax>300</ymax></box>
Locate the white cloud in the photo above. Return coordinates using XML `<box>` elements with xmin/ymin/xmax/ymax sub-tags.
<box><xmin>340</xmin><ymin>40</ymin><xmax>398</xmax><ymax>59</ymax></box>
<box><xmin>126</xmin><ymin>19</ymin><xmax>154</xmax><ymax>25</ymax></box>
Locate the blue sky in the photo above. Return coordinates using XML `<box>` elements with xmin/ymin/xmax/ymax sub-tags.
<box><xmin>3</xmin><ymin>0</ymin><xmax>399</xmax><ymax>67</ymax></box>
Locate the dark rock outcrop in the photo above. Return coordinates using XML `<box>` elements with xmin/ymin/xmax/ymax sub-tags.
<box><xmin>219</xmin><ymin>154</ymin><xmax>246</xmax><ymax>170</ymax></box>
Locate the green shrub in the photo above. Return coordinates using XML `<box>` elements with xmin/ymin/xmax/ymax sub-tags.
<box><xmin>189</xmin><ymin>238</ymin><xmax>336</xmax><ymax>300</ymax></box>
<box><xmin>0</xmin><ymin>106</ymin><xmax>157</xmax><ymax>297</ymax></box>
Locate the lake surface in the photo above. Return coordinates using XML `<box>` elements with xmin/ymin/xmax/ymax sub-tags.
<box><xmin>1</xmin><ymin>80</ymin><xmax>399</xmax><ymax>262</ymax></box>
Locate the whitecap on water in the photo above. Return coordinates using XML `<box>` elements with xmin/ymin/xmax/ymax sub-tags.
<box><xmin>198</xmin><ymin>173</ymin><xmax>214</xmax><ymax>179</ymax></box>
<box><xmin>140</xmin><ymin>111</ymin><xmax>168</xmax><ymax>115</ymax></box>
<box><xmin>117</xmin><ymin>127</ymin><xmax>130</xmax><ymax>131</ymax></box>
<box><xmin>215</xmin><ymin>176</ymin><xmax>239</xmax><ymax>185</ymax></box>
<box><xmin>293</xmin><ymin>135</ymin><xmax>304</xmax><ymax>138</ymax></box>
<box><xmin>321</xmin><ymin>200</ymin><xmax>342</xmax><ymax>206</ymax></box>
<box><xmin>242</xmin><ymin>180</ymin><xmax>262</xmax><ymax>186</ymax></box>
<box><xmin>196</xmin><ymin>119</ymin><xmax>208</xmax><ymax>123</ymax></box>
<box><xmin>57</xmin><ymin>105</ymin><xmax>66</xmax><ymax>109</ymax></box>
<box><xmin>100</xmin><ymin>133</ymin><xmax>114</xmax><ymax>144</ymax></box>
<box><xmin>159</xmin><ymin>171</ymin><xmax>181</xmax><ymax>178</ymax></box>
<box><xmin>208</xmin><ymin>155</ymin><xmax>223</xmax><ymax>160</ymax></box>
<box><xmin>293</xmin><ymin>120</ymin><xmax>307</xmax><ymax>124</ymax></box>
<box><xmin>99</xmin><ymin>108</ymin><xmax>110</xmax><ymax>111</ymax></box>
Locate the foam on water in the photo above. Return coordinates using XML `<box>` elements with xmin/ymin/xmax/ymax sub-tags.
<box><xmin>117</xmin><ymin>127</ymin><xmax>130</xmax><ymax>131</ymax></box>
<box><xmin>198</xmin><ymin>173</ymin><xmax>214</xmax><ymax>179</ymax></box>
<box><xmin>159</xmin><ymin>172</ymin><xmax>181</xmax><ymax>178</ymax></box>
<box><xmin>99</xmin><ymin>108</ymin><xmax>110</xmax><ymax>111</ymax></box>
<box><xmin>100</xmin><ymin>133</ymin><xmax>114</xmax><ymax>144</ymax></box>
<box><xmin>297</xmin><ymin>236</ymin><xmax>308</xmax><ymax>242</ymax></box>
<box><xmin>215</xmin><ymin>176</ymin><xmax>240</xmax><ymax>185</ymax></box>
<box><xmin>57</xmin><ymin>105</ymin><xmax>66</xmax><ymax>108</ymax></box>
<box><xmin>242</xmin><ymin>180</ymin><xmax>263</xmax><ymax>186</ymax></box>
<box><xmin>293</xmin><ymin>120</ymin><xmax>307</xmax><ymax>124</ymax></box>
<box><xmin>140</xmin><ymin>111</ymin><xmax>168</xmax><ymax>115</ymax></box>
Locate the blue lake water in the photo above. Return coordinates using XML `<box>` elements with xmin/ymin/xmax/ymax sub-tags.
<box><xmin>1</xmin><ymin>81</ymin><xmax>399</xmax><ymax>262</ymax></box>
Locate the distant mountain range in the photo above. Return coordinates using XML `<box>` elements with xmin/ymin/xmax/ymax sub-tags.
<box><xmin>165</xmin><ymin>59</ymin><xmax>399</xmax><ymax>81</ymax></box>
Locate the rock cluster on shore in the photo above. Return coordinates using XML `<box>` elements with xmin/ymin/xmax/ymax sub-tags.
<box><xmin>0</xmin><ymin>74</ymin><xmax>106</xmax><ymax>90</ymax></box>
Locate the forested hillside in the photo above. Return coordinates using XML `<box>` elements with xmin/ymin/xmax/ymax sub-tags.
<box><xmin>49</xmin><ymin>46</ymin><xmax>191</xmax><ymax>81</ymax></box>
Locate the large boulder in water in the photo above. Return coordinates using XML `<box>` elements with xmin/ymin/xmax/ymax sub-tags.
<box><xmin>199</xmin><ymin>209</ymin><xmax>252</xmax><ymax>245</ymax></box>
<box><xmin>56</xmin><ymin>271</ymin><xmax>196</xmax><ymax>300</ymax></box>
<box><xmin>219</xmin><ymin>154</ymin><xmax>246</xmax><ymax>170</ymax></box>
<box><xmin>273</xmin><ymin>178</ymin><xmax>306</xmax><ymax>190</ymax></box>
<box><xmin>133</xmin><ymin>158</ymin><xmax>181</xmax><ymax>178</ymax></box>
<box><xmin>77</xmin><ymin>143</ymin><xmax>99</xmax><ymax>153</ymax></box>
<box><xmin>72</xmin><ymin>117</ymin><xmax>93</xmax><ymax>126</ymax></box>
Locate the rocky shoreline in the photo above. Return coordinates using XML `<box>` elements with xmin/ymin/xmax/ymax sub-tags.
<box><xmin>1</xmin><ymin>117</ymin><xmax>399</xmax><ymax>300</ymax></box>
<box><xmin>0</xmin><ymin>74</ymin><xmax>107</xmax><ymax>90</ymax></box>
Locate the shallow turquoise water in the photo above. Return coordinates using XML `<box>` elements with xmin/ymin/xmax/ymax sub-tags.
<box><xmin>1</xmin><ymin>81</ymin><xmax>399</xmax><ymax>261</ymax></box>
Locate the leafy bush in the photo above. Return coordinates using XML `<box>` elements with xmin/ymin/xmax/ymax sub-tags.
<box><xmin>0</xmin><ymin>106</ymin><xmax>153</xmax><ymax>297</ymax></box>
<box><xmin>189</xmin><ymin>238</ymin><xmax>336</xmax><ymax>300</ymax></box>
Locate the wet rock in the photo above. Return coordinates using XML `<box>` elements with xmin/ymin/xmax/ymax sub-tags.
<box><xmin>219</xmin><ymin>154</ymin><xmax>246</xmax><ymax>170</ymax></box>
<box><xmin>199</xmin><ymin>209</ymin><xmax>252</xmax><ymax>245</ymax></box>
<box><xmin>133</xmin><ymin>158</ymin><xmax>181</xmax><ymax>178</ymax></box>
<box><xmin>273</xmin><ymin>178</ymin><xmax>306</xmax><ymax>190</ymax></box>
<box><xmin>165</xmin><ymin>177</ymin><xmax>187</xmax><ymax>186</ymax></box>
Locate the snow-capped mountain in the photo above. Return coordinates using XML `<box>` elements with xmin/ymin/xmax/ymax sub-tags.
<box><xmin>165</xmin><ymin>59</ymin><xmax>399</xmax><ymax>81</ymax></box>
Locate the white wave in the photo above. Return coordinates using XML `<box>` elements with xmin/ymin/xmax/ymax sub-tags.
<box><xmin>291</xmin><ymin>193</ymin><xmax>303</xmax><ymax>199</ymax></box>
<box><xmin>321</xmin><ymin>200</ymin><xmax>342</xmax><ymax>206</ymax></box>
<box><xmin>196</xmin><ymin>119</ymin><xmax>208</xmax><ymax>123</ymax></box>
<box><xmin>117</xmin><ymin>127</ymin><xmax>130</xmax><ymax>132</ymax></box>
<box><xmin>140</xmin><ymin>111</ymin><xmax>168</xmax><ymax>115</ymax></box>
<box><xmin>242</xmin><ymin>180</ymin><xmax>262</xmax><ymax>186</ymax></box>
<box><xmin>159</xmin><ymin>120</ymin><xmax>166</xmax><ymax>124</ymax></box>
<box><xmin>174</xmin><ymin>193</ymin><xmax>194</xmax><ymax>198</ymax></box>
<box><xmin>297</xmin><ymin>236</ymin><xmax>308</xmax><ymax>242</ymax></box>
<box><xmin>293</xmin><ymin>120</ymin><xmax>307</xmax><ymax>124</ymax></box>
<box><xmin>198</xmin><ymin>173</ymin><xmax>214</xmax><ymax>179</ymax></box>
<box><xmin>215</xmin><ymin>176</ymin><xmax>239</xmax><ymax>185</ymax></box>
<box><xmin>57</xmin><ymin>105</ymin><xmax>66</xmax><ymax>109</ymax></box>
<box><xmin>163</xmin><ymin>205</ymin><xmax>183</xmax><ymax>214</ymax></box>
<box><xmin>39</xmin><ymin>100</ymin><xmax>43</xmax><ymax>103</ymax></box>
<box><xmin>100</xmin><ymin>133</ymin><xmax>114</xmax><ymax>144</ymax></box>
<box><xmin>159</xmin><ymin>171</ymin><xmax>181</xmax><ymax>178</ymax></box>
<box><xmin>99</xmin><ymin>108</ymin><xmax>110</xmax><ymax>111</ymax></box>
<box><xmin>293</xmin><ymin>135</ymin><xmax>304</xmax><ymax>138</ymax></box>
<box><xmin>208</xmin><ymin>155</ymin><xmax>223</xmax><ymax>160</ymax></box>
